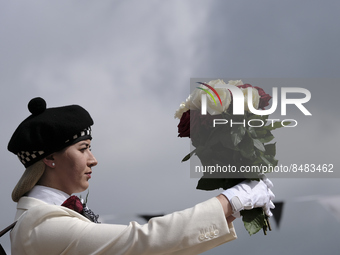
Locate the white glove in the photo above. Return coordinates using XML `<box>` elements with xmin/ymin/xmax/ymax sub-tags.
<box><xmin>222</xmin><ymin>179</ymin><xmax>275</xmax><ymax>218</ymax></box>
<box><xmin>259</xmin><ymin>173</ymin><xmax>274</xmax><ymax>189</ymax></box>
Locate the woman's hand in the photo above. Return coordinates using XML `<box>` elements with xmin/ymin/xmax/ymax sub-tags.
<box><xmin>221</xmin><ymin>179</ymin><xmax>275</xmax><ymax>217</ymax></box>
<box><xmin>216</xmin><ymin>194</ymin><xmax>236</xmax><ymax>223</ymax></box>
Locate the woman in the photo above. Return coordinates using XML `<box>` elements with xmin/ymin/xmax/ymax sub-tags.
<box><xmin>8</xmin><ymin>97</ymin><xmax>274</xmax><ymax>255</ymax></box>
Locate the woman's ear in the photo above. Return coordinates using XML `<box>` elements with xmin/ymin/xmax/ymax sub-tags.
<box><xmin>43</xmin><ymin>155</ymin><xmax>55</xmax><ymax>168</ymax></box>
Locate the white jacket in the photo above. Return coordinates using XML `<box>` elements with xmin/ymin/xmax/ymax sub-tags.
<box><xmin>11</xmin><ymin>197</ymin><xmax>237</xmax><ymax>254</ymax></box>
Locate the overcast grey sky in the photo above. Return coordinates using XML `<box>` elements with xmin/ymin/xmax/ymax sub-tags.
<box><xmin>1</xmin><ymin>1</ymin><xmax>340</xmax><ymax>254</ymax></box>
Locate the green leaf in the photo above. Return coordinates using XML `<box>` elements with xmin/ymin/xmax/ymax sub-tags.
<box><xmin>257</xmin><ymin>130</ymin><xmax>274</xmax><ymax>143</ymax></box>
<box><xmin>282</xmin><ymin>120</ymin><xmax>291</xmax><ymax>126</ymax></box>
<box><xmin>248</xmin><ymin>127</ymin><xmax>257</xmax><ymax>138</ymax></box>
<box><xmin>264</xmin><ymin>155</ymin><xmax>279</xmax><ymax>168</ymax></box>
<box><xmin>181</xmin><ymin>149</ymin><xmax>197</xmax><ymax>162</ymax></box>
<box><xmin>220</xmin><ymin>131</ymin><xmax>237</xmax><ymax>150</ymax></box>
<box><xmin>264</xmin><ymin>120</ymin><xmax>291</xmax><ymax>131</ymax></box>
<box><xmin>241</xmin><ymin>208</ymin><xmax>265</xmax><ymax>235</ymax></box>
<box><xmin>231</xmin><ymin>125</ymin><xmax>246</xmax><ymax>146</ymax></box>
<box><xmin>204</xmin><ymin>126</ymin><xmax>224</xmax><ymax>147</ymax></box>
<box><xmin>260</xmin><ymin>155</ymin><xmax>272</xmax><ymax>166</ymax></box>
<box><xmin>264</xmin><ymin>143</ymin><xmax>276</xmax><ymax>156</ymax></box>
<box><xmin>253</xmin><ymin>138</ymin><xmax>265</xmax><ymax>152</ymax></box>
<box><xmin>238</xmin><ymin>133</ymin><xmax>255</xmax><ymax>159</ymax></box>
<box><xmin>254</xmin><ymin>128</ymin><xmax>267</xmax><ymax>138</ymax></box>
<box><xmin>258</xmin><ymin>115</ymin><xmax>269</xmax><ymax>122</ymax></box>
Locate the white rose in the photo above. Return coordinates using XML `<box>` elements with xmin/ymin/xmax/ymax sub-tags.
<box><xmin>238</xmin><ymin>86</ymin><xmax>260</xmax><ymax>112</ymax></box>
<box><xmin>174</xmin><ymin>93</ymin><xmax>199</xmax><ymax>119</ymax></box>
<box><xmin>192</xmin><ymin>79</ymin><xmax>232</xmax><ymax>115</ymax></box>
<box><xmin>174</xmin><ymin>79</ymin><xmax>234</xmax><ymax>119</ymax></box>
<box><xmin>174</xmin><ymin>101</ymin><xmax>189</xmax><ymax>119</ymax></box>
<box><xmin>228</xmin><ymin>80</ymin><xmax>244</xmax><ymax>86</ymax></box>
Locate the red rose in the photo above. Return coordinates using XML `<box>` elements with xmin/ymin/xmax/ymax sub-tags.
<box><xmin>177</xmin><ymin>110</ymin><xmax>214</xmax><ymax>138</ymax></box>
<box><xmin>237</xmin><ymin>84</ymin><xmax>253</xmax><ymax>89</ymax></box>
<box><xmin>254</xmin><ymin>86</ymin><xmax>271</xmax><ymax>109</ymax></box>
<box><xmin>237</xmin><ymin>84</ymin><xmax>272</xmax><ymax>110</ymax></box>
<box><xmin>177</xmin><ymin>110</ymin><xmax>191</xmax><ymax>137</ymax></box>
<box><xmin>61</xmin><ymin>195</ymin><xmax>83</xmax><ymax>214</ymax></box>
<box><xmin>177</xmin><ymin>110</ymin><xmax>218</xmax><ymax>149</ymax></box>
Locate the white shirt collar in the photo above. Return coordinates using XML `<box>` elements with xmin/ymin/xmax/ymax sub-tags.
<box><xmin>26</xmin><ymin>185</ymin><xmax>70</xmax><ymax>205</ymax></box>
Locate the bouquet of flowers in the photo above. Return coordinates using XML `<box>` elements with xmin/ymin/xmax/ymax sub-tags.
<box><xmin>175</xmin><ymin>79</ymin><xmax>287</xmax><ymax>235</ymax></box>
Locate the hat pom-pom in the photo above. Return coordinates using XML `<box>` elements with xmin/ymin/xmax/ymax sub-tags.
<box><xmin>28</xmin><ymin>97</ymin><xmax>46</xmax><ymax>115</ymax></box>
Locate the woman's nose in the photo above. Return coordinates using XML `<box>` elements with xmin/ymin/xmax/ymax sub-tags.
<box><xmin>88</xmin><ymin>151</ymin><xmax>98</xmax><ymax>167</ymax></box>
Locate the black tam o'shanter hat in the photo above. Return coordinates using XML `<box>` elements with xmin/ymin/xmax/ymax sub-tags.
<box><xmin>8</xmin><ymin>97</ymin><xmax>94</xmax><ymax>202</ymax></box>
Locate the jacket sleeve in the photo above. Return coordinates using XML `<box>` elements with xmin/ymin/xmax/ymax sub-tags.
<box><xmin>11</xmin><ymin>197</ymin><xmax>237</xmax><ymax>255</ymax></box>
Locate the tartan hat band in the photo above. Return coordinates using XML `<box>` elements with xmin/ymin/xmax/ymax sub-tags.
<box><xmin>16</xmin><ymin>127</ymin><xmax>92</xmax><ymax>168</ymax></box>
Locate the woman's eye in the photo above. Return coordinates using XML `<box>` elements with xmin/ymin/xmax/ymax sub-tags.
<box><xmin>80</xmin><ymin>146</ymin><xmax>91</xmax><ymax>152</ymax></box>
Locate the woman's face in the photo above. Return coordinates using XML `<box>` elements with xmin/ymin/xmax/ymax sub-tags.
<box><xmin>52</xmin><ymin>139</ymin><xmax>98</xmax><ymax>195</ymax></box>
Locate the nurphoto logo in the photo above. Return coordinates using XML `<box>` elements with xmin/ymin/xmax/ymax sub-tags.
<box><xmin>199</xmin><ymin>82</ymin><xmax>312</xmax><ymax>128</ymax></box>
<box><xmin>200</xmin><ymin>82</ymin><xmax>311</xmax><ymax>116</ymax></box>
